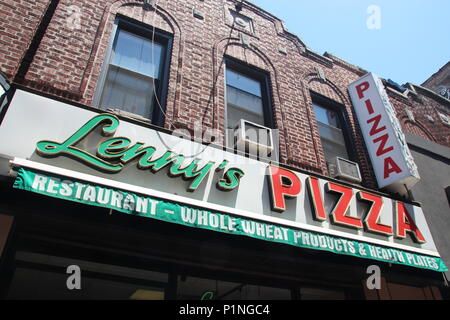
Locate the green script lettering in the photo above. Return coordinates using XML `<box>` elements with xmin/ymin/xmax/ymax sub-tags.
<box><xmin>36</xmin><ymin>113</ymin><xmax>244</xmax><ymax>192</ymax></box>
<box><xmin>36</xmin><ymin>114</ymin><xmax>123</xmax><ymax>172</ymax></box>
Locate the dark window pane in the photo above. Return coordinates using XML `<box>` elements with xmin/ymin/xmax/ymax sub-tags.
<box><xmin>313</xmin><ymin>104</ymin><xmax>341</xmax><ymax>128</ymax></box>
<box><xmin>227</xmin><ymin>103</ymin><xmax>265</xmax><ymax>129</ymax></box>
<box><xmin>176</xmin><ymin>275</ymin><xmax>291</xmax><ymax>300</ymax></box>
<box><xmin>226</xmin><ymin>69</ymin><xmax>262</xmax><ymax>97</ymax></box>
<box><xmin>8</xmin><ymin>267</ymin><xmax>165</xmax><ymax>300</ymax></box>
<box><xmin>98</xmin><ymin>27</ymin><xmax>166</xmax><ymax>121</ymax></box>
<box><xmin>7</xmin><ymin>251</ymin><xmax>168</xmax><ymax>300</ymax></box>
<box><xmin>387</xmin><ymin>283</ymin><xmax>429</xmax><ymax>300</ymax></box>
<box><xmin>226</xmin><ymin>85</ymin><xmax>264</xmax><ymax>129</ymax></box>
<box><xmin>317</xmin><ymin>122</ymin><xmax>347</xmax><ymax>146</ymax></box>
<box><xmin>313</xmin><ymin>103</ymin><xmax>349</xmax><ymax>161</ymax></box>
<box><xmin>300</xmin><ymin>287</ymin><xmax>346</xmax><ymax>300</ymax></box>
<box><xmin>227</xmin><ymin>86</ymin><xmax>263</xmax><ymax>114</ymax></box>
<box><xmin>112</xmin><ymin>29</ymin><xmax>162</xmax><ymax>79</ymax></box>
<box><xmin>321</xmin><ymin>138</ymin><xmax>349</xmax><ymax>161</ymax></box>
<box><xmin>99</xmin><ymin>65</ymin><xmax>155</xmax><ymax>118</ymax></box>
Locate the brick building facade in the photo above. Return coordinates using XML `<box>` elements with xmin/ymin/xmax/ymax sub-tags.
<box><xmin>2</xmin><ymin>0</ymin><xmax>449</xmax><ymax>184</ymax></box>
<box><xmin>0</xmin><ymin>0</ymin><xmax>449</xmax><ymax>300</ymax></box>
<box><xmin>422</xmin><ymin>61</ymin><xmax>450</xmax><ymax>100</ymax></box>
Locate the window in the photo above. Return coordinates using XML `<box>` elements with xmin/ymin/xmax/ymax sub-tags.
<box><xmin>7</xmin><ymin>251</ymin><xmax>168</xmax><ymax>300</ymax></box>
<box><xmin>298</xmin><ymin>287</ymin><xmax>346</xmax><ymax>300</ymax></box>
<box><xmin>387</xmin><ymin>282</ymin><xmax>439</xmax><ymax>300</ymax></box>
<box><xmin>95</xmin><ymin>18</ymin><xmax>171</xmax><ymax>125</ymax></box>
<box><xmin>226</xmin><ymin>69</ymin><xmax>264</xmax><ymax>128</ymax></box>
<box><xmin>225</xmin><ymin>59</ymin><xmax>274</xmax><ymax>148</ymax></box>
<box><xmin>312</xmin><ymin>97</ymin><xmax>352</xmax><ymax>166</ymax></box>
<box><xmin>176</xmin><ymin>275</ymin><xmax>291</xmax><ymax>300</ymax></box>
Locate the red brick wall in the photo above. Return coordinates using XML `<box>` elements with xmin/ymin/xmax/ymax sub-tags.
<box><xmin>0</xmin><ymin>0</ymin><xmax>50</xmax><ymax>80</ymax></box>
<box><xmin>1</xmin><ymin>0</ymin><xmax>449</xmax><ymax>193</ymax></box>
<box><xmin>387</xmin><ymin>85</ymin><xmax>450</xmax><ymax>146</ymax></box>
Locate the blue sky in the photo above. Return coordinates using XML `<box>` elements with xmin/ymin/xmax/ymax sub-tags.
<box><xmin>248</xmin><ymin>0</ymin><xmax>450</xmax><ymax>86</ymax></box>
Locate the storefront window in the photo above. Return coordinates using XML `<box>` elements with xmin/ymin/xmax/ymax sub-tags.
<box><xmin>299</xmin><ymin>287</ymin><xmax>346</xmax><ymax>300</ymax></box>
<box><xmin>176</xmin><ymin>275</ymin><xmax>292</xmax><ymax>300</ymax></box>
<box><xmin>6</xmin><ymin>251</ymin><xmax>168</xmax><ymax>300</ymax></box>
<box><xmin>5</xmin><ymin>250</ymin><xmax>359</xmax><ymax>300</ymax></box>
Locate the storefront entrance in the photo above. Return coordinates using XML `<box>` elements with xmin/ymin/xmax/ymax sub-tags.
<box><xmin>0</xmin><ymin>184</ymin><xmax>445</xmax><ymax>300</ymax></box>
<box><xmin>4</xmin><ymin>247</ymin><xmax>351</xmax><ymax>300</ymax></box>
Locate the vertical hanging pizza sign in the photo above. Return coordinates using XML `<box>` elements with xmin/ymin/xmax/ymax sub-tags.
<box><xmin>348</xmin><ymin>73</ymin><xmax>420</xmax><ymax>195</ymax></box>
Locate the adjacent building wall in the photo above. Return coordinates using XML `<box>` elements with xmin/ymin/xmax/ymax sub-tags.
<box><xmin>406</xmin><ymin>133</ymin><xmax>450</xmax><ymax>278</ymax></box>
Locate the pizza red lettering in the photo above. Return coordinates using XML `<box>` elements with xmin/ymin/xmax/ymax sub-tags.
<box><xmin>383</xmin><ymin>157</ymin><xmax>402</xmax><ymax>178</ymax></box>
<box><xmin>326</xmin><ymin>182</ymin><xmax>362</xmax><ymax>229</ymax></box>
<box><xmin>357</xmin><ymin>191</ymin><xmax>393</xmax><ymax>236</ymax></box>
<box><xmin>395</xmin><ymin>202</ymin><xmax>426</xmax><ymax>243</ymax></box>
<box><xmin>306</xmin><ymin>177</ymin><xmax>327</xmax><ymax>221</ymax></box>
<box><xmin>268</xmin><ymin>166</ymin><xmax>301</xmax><ymax>212</ymax></box>
<box><xmin>364</xmin><ymin>99</ymin><xmax>375</xmax><ymax>115</ymax></box>
<box><xmin>356</xmin><ymin>81</ymin><xmax>370</xmax><ymax>99</ymax></box>
<box><xmin>373</xmin><ymin>133</ymin><xmax>394</xmax><ymax>156</ymax></box>
<box><xmin>367</xmin><ymin>114</ymin><xmax>386</xmax><ymax>136</ymax></box>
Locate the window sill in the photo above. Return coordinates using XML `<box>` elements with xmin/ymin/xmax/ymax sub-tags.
<box><xmin>106</xmin><ymin>108</ymin><xmax>153</xmax><ymax>125</ymax></box>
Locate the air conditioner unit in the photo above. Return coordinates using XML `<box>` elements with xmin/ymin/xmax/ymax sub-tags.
<box><xmin>330</xmin><ymin>157</ymin><xmax>362</xmax><ymax>183</ymax></box>
<box><xmin>234</xmin><ymin>119</ymin><xmax>274</xmax><ymax>157</ymax></box>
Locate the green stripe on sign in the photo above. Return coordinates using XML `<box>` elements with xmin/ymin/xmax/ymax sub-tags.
<box><xmin>13</xmin><ymin>167</ymin><xmax>448</xmax><ymax>272</ymax></box>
